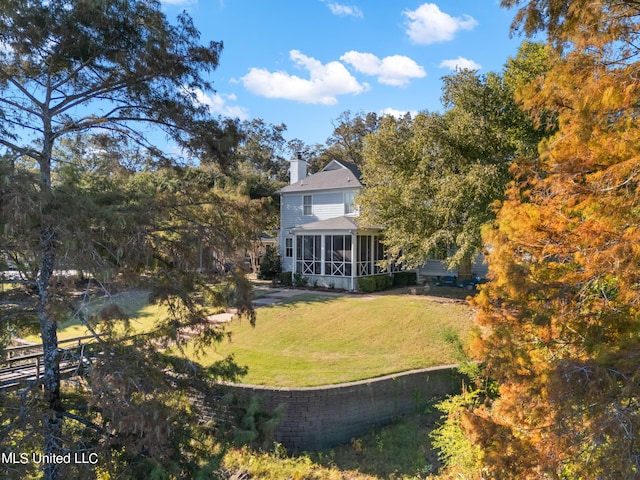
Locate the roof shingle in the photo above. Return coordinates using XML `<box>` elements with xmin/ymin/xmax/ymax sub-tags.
<box><xmin>279</xmin><ymin>160</ymin><xmax>362</xmax><ymax>193</ymax></box>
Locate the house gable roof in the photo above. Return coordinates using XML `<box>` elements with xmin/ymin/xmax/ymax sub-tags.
<box><xmin>278</xmin><ymin>160</ymin><xmax>362</xmax><ymax>194</ymax></box>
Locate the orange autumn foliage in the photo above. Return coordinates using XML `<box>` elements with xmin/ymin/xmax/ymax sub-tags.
<box><xmin>459</xmin><ymin>1</ymin><xmax>640</xmax><ymax>478</ymax></box>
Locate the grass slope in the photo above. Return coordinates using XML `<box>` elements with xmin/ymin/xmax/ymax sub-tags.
<box><xmin>21</xmin><ymin>290</ymin><xmax>164</xmax><ymax>343</ymax></box>
<box><xmin>20</xmin><ymin>286</ymin><xmax>473</xmax><ymax>387</ymax></box>
<box><xmin>197</xmin><ymin>293</ymin><xmax>473</xmax><ymax>386</ymax></box>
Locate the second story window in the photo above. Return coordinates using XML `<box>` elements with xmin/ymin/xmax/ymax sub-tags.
<box><xmin>303</xmin><ymin>195</ymin><xmax>312</xmax><ymax>215</ymax></box>
<box><xmin>344</xmin><ymin>191</ymin><xmax>356</xmax><ymax>214</ymax></box>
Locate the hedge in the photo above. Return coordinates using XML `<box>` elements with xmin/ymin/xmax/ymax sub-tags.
<box><xmin>375</xmin><ymin>274</ymin><xmax>393</xmax><ymax>291</ymax></box>
<box><xmin>258</xmin><ymin>248</ymin><xmax>281</xmax><ymax>280</ymax></box>
<box><xmin>357</xmin><ymin>276</ymin><xmax>376</xmax><ymax>293</ymax></box>
<box><xmin>392</xmin><ymin>271</ymin><xmax>417</xmax><ymax>287</ymax></box>
<box><xmin>358</xmin><ymin>272</ymin><xmax>417</xmax><ymax>292</ymax></box>
<box><xmin>358</xmin><ymin>274</ymin><xmax>393</xmax><ymax>293</ymax></box>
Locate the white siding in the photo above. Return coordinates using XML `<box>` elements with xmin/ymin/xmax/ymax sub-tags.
<box><xmin>313</xmin><ymin>191</ymin><xmax>346</xmax><ymax>219</ymax></box>
<box><xmin>416</xmin><ymin>260</ymin><xmax>455</xmax><ymax>278</ymax></box>
<box><xmin>472</xmin><ymin>255</ymin><xmax>489</xmax><ymax>278</ymax></box>
<box><xmin>279</xmin><ymin>188</ymin><xmax>358</xmax><ymax>275</ymax></box>
<box><xmin>280</xmin><ymin>188</ymin><xmax>359</xmax><ymax>230</ymax></box>
<box><xmin>281</xmin><ymin>194</ymin><xmax>305</xmax><ymax>230</ymax></box>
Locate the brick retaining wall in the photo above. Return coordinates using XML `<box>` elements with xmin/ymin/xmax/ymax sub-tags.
<box><xmin>219</xmin><ymin>365</ymin><xmax>462</xmax><ymax>452</ymax></box>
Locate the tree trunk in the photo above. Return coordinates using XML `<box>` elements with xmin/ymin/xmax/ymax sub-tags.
<box><xmin>457</xmin><ymin>254</ymin><xmax>473</xmax><ymax>281</ymax></box>
<box><xmin>37</xmin><ymin>222</ymin><xmax>63</xmax><ymax>480</ymax></box>
<box><xmin>38</xmin><ymin>134</ymin><xmax>63</xmax><ymax>480</ymax></box>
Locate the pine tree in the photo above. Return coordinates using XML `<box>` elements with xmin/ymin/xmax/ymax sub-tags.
<box><xmin>0</xmin><ymin>2</ymin><xmax>257</xmax><ymax>478</ymax></box>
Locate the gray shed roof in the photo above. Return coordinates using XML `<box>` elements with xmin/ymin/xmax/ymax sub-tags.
<box><xmin>279</xmin><ymin>160</ymin><xmax>362</xmax><ymax>194</ymax></box>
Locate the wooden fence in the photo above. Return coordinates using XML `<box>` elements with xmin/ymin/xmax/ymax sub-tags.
<box><xmin>0</xmin><ymin>335</ymin><xmax>95</xmax><ymax>390</ymax></box>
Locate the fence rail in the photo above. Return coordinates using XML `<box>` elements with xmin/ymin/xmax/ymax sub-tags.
<box><xmin>0</xmin><ymin>335</ymin><xmax>96</xmax><ymax>390</ymax></box>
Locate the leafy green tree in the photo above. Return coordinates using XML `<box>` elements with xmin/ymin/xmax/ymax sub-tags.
<box><xmin>306</xmin><ymin>110</ymin><xmax>379</xmax><ymax>173</ymax></box>
<box><xmin>0</xmin><ymin>1</ymin><xmax>256</xmax><ymax>478</ymax></box>
<box><xmin>235</xmin><ymin>119</ymin><xmax>289</xmax><ymax>184</ymax></box>
<box><xmin>358</xmin><ymin>50</ymin><xmax>547</xmax><ymax>272</ymax></box>
<box><xmin>447</xmin><ymin>1</ymin><xmax>640</xmax><ymax>478</ymax></box>
<box><xmin>285</xmin><ymin>138</ymin><xmax>325</xmax><ymax>175</ymax></box>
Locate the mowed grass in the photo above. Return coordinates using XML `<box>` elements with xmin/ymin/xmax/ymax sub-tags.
<box><xmin>21</xmin><ymin>290</ymin><xmax>165</xmax><ymax>343</ymax></box>
<box><xmin>18</xmin><ymin>285</ymin><xmax>474</xmax><ymax>387</ymax></box>
<box><xmin>196</xmin><ymin>293</ymin><xmax>473</xmax><ymax>386</ymax></box>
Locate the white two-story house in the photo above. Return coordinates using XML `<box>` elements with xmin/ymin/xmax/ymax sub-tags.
<box><xmin>277</xmin><ymin>158</ymin><xmax>489</xmax><ymax>291</ymax></box>
<box><xmin>278</xmin><ymin>158</ymin><xmax>386</xmax><ymax>291</ymax></box>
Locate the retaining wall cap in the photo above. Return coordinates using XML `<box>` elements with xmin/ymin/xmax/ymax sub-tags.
<box><xmin>217</xmin><ymin>364</ymin><xmax>460</xmax><ymax>391</ymax></box>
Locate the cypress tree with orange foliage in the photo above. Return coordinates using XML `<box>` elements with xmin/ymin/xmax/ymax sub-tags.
<box><xmin>454</xmin><ymin>1</ymin><xmax>640</xmax><ymax>478</ymax></box>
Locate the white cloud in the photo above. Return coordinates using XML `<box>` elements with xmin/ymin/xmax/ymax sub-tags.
<box><xmin>190</xmin><ymin>89</ymin><xmax>249</xmax><ymax>120</ymax></box>
<box><xmin>439</xmin><ymin>56</ymin><xmax>481</xmax><ymax>71</ymax></box>
<box><xmin>403</xmin><ymin>3</ymin><xmax>478</xmax><ymax>45</ymax></box>
<box><xmin>322</xmin><ymin>1</ymin><xmax>363</xmax><ymax>18</ymax></box>
<box><xmin>340</xmin><ymin>51</ymin><xmax>426</xmax><ymax>87</ymax></box>
<box><xmin>241</xmin><ymin>50</ymin><xmax>368</xmax><ymax>105</ymax></box>
<box><xmin>379</xmin><ymin>108</ymin><xmax>418</xmax><ymax>119</ymax></box>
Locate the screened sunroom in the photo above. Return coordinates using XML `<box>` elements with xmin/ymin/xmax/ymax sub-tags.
<box><xmin>286</xmin><ymin>216</ymin><xmax>388</xmax><ymax>291</ymax></box>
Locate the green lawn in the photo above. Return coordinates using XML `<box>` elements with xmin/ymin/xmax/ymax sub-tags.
<box><xmin>20</xmin><ymin>286</ymin><xmax>473</xmax><ymax>387</ymax></box>
<box><xmin>21</xmin><ymin>290</ymin><xmax>165</xmax><ymax>343</ymax></box>
<box><xmin>193</xmin><ymin>293</ymin><xmax>473</xmax><ymax>387</ymax></box>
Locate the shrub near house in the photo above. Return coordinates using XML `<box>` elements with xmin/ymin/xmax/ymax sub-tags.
<box><xmin>258</xmin><ymin>248</ymin><xmax>281</xmax><ymax>280</ymax></box>
<box><xmin>357</xmin><ymin>272</ymin><xmax>417</xmax><ymax>293</ymax></box>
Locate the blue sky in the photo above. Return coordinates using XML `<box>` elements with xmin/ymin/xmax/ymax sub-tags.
<box><xmin>160</xmin><ymin>1</ymin><xmax>525</xmax><ymax>148</ymax></box>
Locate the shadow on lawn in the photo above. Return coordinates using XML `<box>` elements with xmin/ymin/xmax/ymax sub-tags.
<box><xmin>260</xmin><ymin>292</ymin><xmax>342</xmax><ymax>309</ymax></box>
<box><xmin>423</xmin><ymin>285</ymin><xmax>476</xmax><ymax>301</ymax></box>
<box><xmin>256</xmin><ymin>283</ymin><xmax>475</xmax><ymax>305</ymax></box>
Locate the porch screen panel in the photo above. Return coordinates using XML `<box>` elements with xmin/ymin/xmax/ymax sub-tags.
<box><xmin>357</xmin><ymin>235</ymin><xmax>371</xmax><ymax>276</ymax></box>
<box><xmin>374</xmin><ymin>235</ymin><xmax>385</xmax><ymax>273</ymax></box>
<box><xmin>325</xmin><ymin>235</ymin><xmax>352</xmax><ymax>276</ymax></box>
<box><xmin>296</xmin><ymin>235</ymin><xmax>321</xmax><ymax>274</ymax></box>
